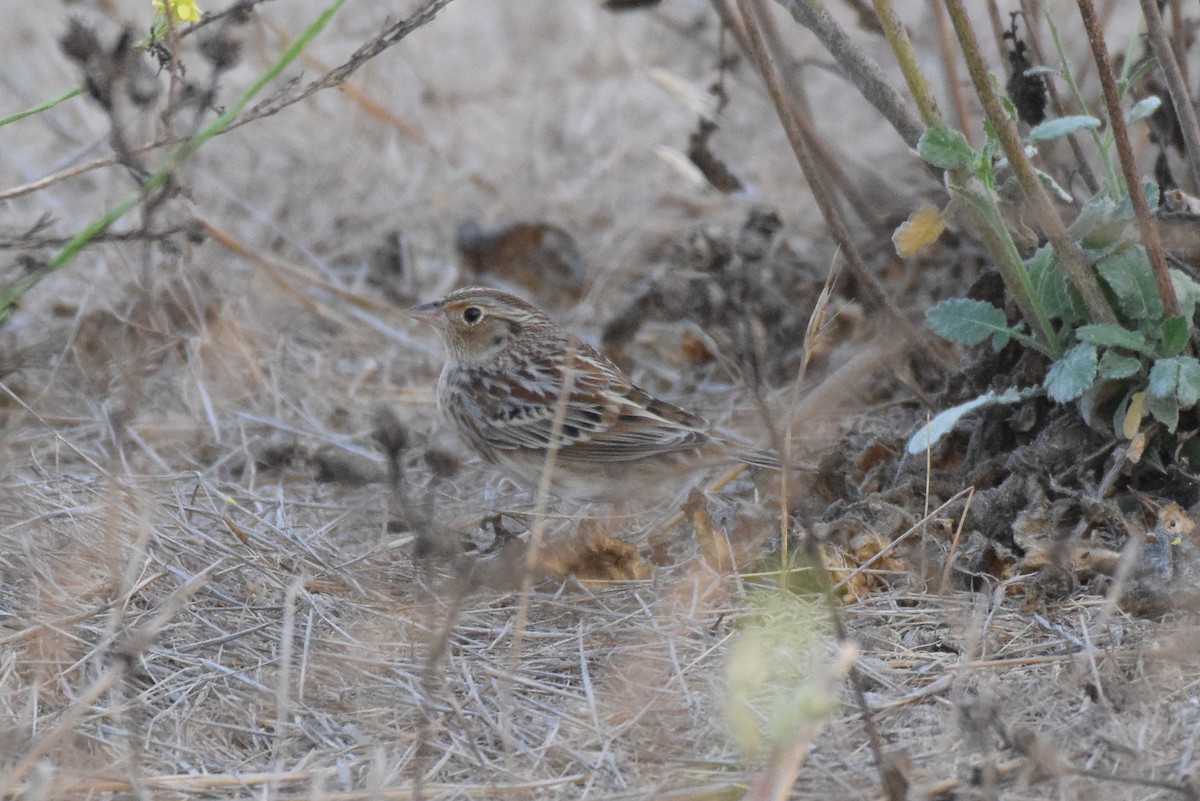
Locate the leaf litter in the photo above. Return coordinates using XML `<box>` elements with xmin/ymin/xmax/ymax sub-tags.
<box><xmin>1</xmin><ymin>2</ymin><xmax>1199</xmax><ymax>799</ymax></box>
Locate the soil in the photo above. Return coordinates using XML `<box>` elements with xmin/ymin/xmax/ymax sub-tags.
<box><xmin>2</xmin><ymin>2</ymin><xmax>1199</xmax><ymax>800</ymax></box>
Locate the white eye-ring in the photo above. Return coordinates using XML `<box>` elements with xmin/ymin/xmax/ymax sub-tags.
<box><xmin>462</xmin><ymin>306</ymin><xmax>483</xmax><ymax>324</ymax></box>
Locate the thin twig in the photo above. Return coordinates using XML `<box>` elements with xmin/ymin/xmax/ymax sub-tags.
<box><xmin>929</xmin><ymin>0</ymin><xmax>972</xmax><ymax>145</ymax></box>
<box><xmin>772</xmin><ymin>0</ymin><xmax>925</xmax><ymax>148</ymax></box>
<box><xmin>945</xmin><ymin>0</ymin><xmax>1118</xmax><ymax>325</ymax></box>
<box><xmin>1138</xmin><ymin>0</ymin><xmax>1200</xmax><ymax>192</ymax></box>
<box><xmin>829</xmin><ymin>488</ymin><xmax>972</xmax><ymax>594</ymax></box>
<box><xmin>1078</xmin><ymin>0</ymin><xmax>1180</xmax><ymax>316</ymax></box>
<box><xmin>757</xmin><ymin>16</ymin><xmax>882</xmax><ymax>229</ymax></box>
<box><xmin>982</xmin><ymin>0</ymin><xmax>1008</xmax><ymax>65</ymax></box>
<box><xmin>0</xmin><ymin>0</ymin><xmax>455</xmax><ymax>206</ymax></box>
<box><xmin>939</xmin><ymin>487</ymin><xmax>974</xmax><ymax>591</ymax></box>
<box><xmin>737</xmin><ymin>0</ymin><xmax>954</xmax><ymax>369</ymax></box>
<box><xmin>1018</xmin><ymin>0</ymin><xmax>1100</xmax><ymax>194</ymax></box>
<box><xmin>0</xmin><ymin>222</ymin><xmax>201</xmax><ymax>250</ymax></box>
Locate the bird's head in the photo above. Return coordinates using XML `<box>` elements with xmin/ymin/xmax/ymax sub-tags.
<box><xmin>409</xmin><ymin>286</ymin><xmax>555</xmax><ymax>366</ymax></box>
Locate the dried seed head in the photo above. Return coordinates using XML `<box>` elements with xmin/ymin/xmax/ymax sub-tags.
<box><xmin>200</xmin><ymin>29</ymin><xmax>241</xmax><ymax>71</ymax></box>
<box><xmin>60</xmin><ymin>19</ymin><xmax>100</xmax><ymax>64</ymax></box>
<box><xmin>372</xmin><ymin>405</ymin><xmax>410</xmax><ymax>459</ymax></box>
<box><xmin>423</xmin><ymin>447</ymin><xmax>461</xmax><ymax>480</ymax></box>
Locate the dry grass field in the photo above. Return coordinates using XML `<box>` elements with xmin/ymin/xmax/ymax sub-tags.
<box><xmin>3</xmin><ymin>1</ymin><xmax>1200</xmax><ymax>799</ymax></box>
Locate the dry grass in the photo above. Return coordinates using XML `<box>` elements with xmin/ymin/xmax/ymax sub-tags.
<box><xmin>3</xmin><ymin>1</ymin><xmax>1200</xmax><ymax>799</ymax></box>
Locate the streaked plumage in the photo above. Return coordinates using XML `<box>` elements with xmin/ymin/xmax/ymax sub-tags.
<box><xmin>410</xmin><ymin>287</ymin><xmax>777</xmax><ymax>501</ymax></box>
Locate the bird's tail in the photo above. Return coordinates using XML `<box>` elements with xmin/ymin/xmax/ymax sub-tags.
<box><xmin>726</xmin><ymin>442</ymin><xmax>781</xmax><ymax>470</ymax></box>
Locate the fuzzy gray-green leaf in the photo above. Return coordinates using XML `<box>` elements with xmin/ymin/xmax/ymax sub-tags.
<box><xmin>1125</xmin><ymin>96</ymin><xmax>1161</xmax><ymax>125</ymax></box>
<box><xmin>1147</xmin><ymin>391</ymin><xmax>1180</xmax><ymax>432</ymax></box>
<box><xmin>906</xmin><ymin>387</ymin><xmax>1029</xmax><ymax>455</ymax></box>
<box><xmin>1025</xmin><ymin>245</ymin><xmax>1085</xmax><ymax>323</ymax></box>
<box><xmin>1074</xmin><ymin>324</ymin><xmax>1148</xmax><ymax>352</ymax></box>
<box><xmin>1161</xmin><ymin>316</ymin><xmax>1189</xmax><ymax>356</ymax></box>
<box><xmin>1150</xmin><ymin>358</ymin><xmax>1182</xmax><ymax>399</ymax></box>
<box><xmin>918</xmin><ymin>126</ymin><xmax>973</xmax><ymax>170</ymax></box>
<box><xmin>1171</xmin><ymin>269</ymin><xmax>1200</xmax><ymax>312</ymax></box>
<box><xmin>1098</xmin><ymin>350</ymin><xmax>1141</xmax><ymax>380</ymax></box>
<box><xmin>1176</xmin><ymin>358</ymin><xmax>1200</xmax><ymax>408</ymax></box>
<box><xmin>926</xmin><ymin>298</ymin><xmax>1011</xmax><ymax>345</ymax></box>
<box><xmin>1026</xmin><ymin>115</ymin><xmax>1101</xmax><ymax>142</ymax></box>
<box><xmin>1097</xmin><ymin>246</ymin><xmax>1163</xmax><ymax>321</ymax></box>
<box><xmin>1044</xmin><ymin>343</ymin><xmax>1098</xmax><ymax>402</ymax></box>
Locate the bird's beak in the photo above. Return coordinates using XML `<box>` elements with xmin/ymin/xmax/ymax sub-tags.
<box><xmin>407</xmin><ymin>301</ymin><xmax>444</xmax><ymax>327</ymax></box>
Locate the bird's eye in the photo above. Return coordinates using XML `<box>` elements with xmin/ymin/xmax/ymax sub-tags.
<box><xmin>462</xmin><ymin>306</ymin><xmax>483</xmax><ymax>324</ymax></box>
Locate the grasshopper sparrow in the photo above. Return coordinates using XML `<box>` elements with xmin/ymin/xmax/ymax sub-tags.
<box><xmin>410</xmin><ymin>287</ymin><xmax>778</xmax><ymax>501</ymax></box>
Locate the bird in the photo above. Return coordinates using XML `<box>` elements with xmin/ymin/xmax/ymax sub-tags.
<box><xmin>409</xmin><ymin>286</ymin><xmax>780</xmax><ymax>502</ymax></box>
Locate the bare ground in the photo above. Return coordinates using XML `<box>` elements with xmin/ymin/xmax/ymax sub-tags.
<box><xmin>2</xmin><ymin>1</ymin><xmax>1199</xmax><ymax>799</ymax></box>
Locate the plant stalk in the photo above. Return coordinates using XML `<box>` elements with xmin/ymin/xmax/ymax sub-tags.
<box><xmin>741</xmin><ymin>0</ymin><xmax>955</xmax><ymax>368</ymax></box>
<box><xmin>873</xmin><ymin>0</ymin><xmax>1059</xmax><ymax>354</ymax></box>
<box><xmin>1078</xmin><ymin>0</ymin><xmax>1180</xmax><ymax>317</ymax></box>
<box><xmin>944</xmin><ymin>0</ymin><xmax>1118</xmax><ymax>325</ymax></box>
<box><xmin>1138</xmin><ymin>0</ymin><xmax>1200</xmax><ymax>192</ymax></box>
<box><xmin>929</xmin><ymin>0</ymin><xmax>972</xmax><ymax>143</ymax></box>
<box><xmin>873</xmin><ymin>0</ymin><xmax>943</xmax><ymax>127</ymax></box>
<box><xmin>1018</xmin><ymin>0</ymin><xmax>1100</xmax><ymax>195</ymax></box>
<box><xmin>758</xmin><ymin>11</ymin><xmax>881</xmax><ymax>228</ymax></box>
<box><xmin>773</xmin><ymin>0</ymin><xmax>924</xmax><ymax>147</ymax></box>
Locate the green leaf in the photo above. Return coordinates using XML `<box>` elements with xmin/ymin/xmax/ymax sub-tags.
<box><xmin>918</xmin><ymin>126</ymin><xmax>973</xmax><ymax>170</ymax></box>
<box><xmin>926</xmin><ymin>298</ymin><xmax>1012</xmax><ymax>345</ymax></box>
<box><xmin>1177</xmin><ymin>358</ymin><xmax>1200</xmax><ymax>407</ymax></box>
<box><xmin>1075</xmin><ymin>323</ymin><xmax>1148</xmax><ymax>352</ymax></box>
<box><xmin>1123</xmin><ymin>57</ymin><xmax>1159</xmax><ymax>89</ymax></box>
<box><xmin>1097</xmin><ymin>246</ymin><xmax>1164</xmax><ymax>320</ymax></box>
<box><xmin>981</xmin><ymin>119</ymin><xmax>998</xmax><ymax>155</ymax></box>
<box><xmin>1126</xmin><ymin>95</ymin><xmax>1162</xmax><ymax>125</ymax></box>
<box><xmin>1143</xmin><ymin>180</ymin><xmax>1160</xmax><ymax>212</ymax></box>
<box><xmin>1027</xmin><ymin>115</ymin><xmax>1102</xmax><ymax>141</ymax></box>
<box><xmin>1070</xmin><ymin>195</ymin><xmax>1118</xmax><ymax>238</ymax></box>
<box><xmin>1098</xmin><ymin>350</ymin><xmax>1142</xmax><ymax>380</ymax></box>
<box><xmin>1034</xmin><ymin>166</ymin><xmax>1073</xmax><ymax>202</ymax></box>
<box><xmin>1025</xmin><ymin>245</ymin><xmax>1085</xmax><ymax>323</ymax></box>
<box><xmin>1147</xmin><ymin>390</ymin><xmax>1180</xmax><ymax>431</ymax></box>
<box><xmin>1044</xmin><ymin>343</ymin><xmax>1098</xmax><ymax>402</ymax></box>
<box><xmin>1150</xmin><ymin>357</ymin><xmax>1182</xmax><ymax>398</ymax></box>
<box><xmin>1170</xmin><ymin>269</ymin><xmax>1200</xmax><ymax>311</ymax></box>
<box><xmin>1144</xmin><ymin>354</ymin><xmax>1198</xmax><ymax>433</ymax></box>
<box><xmin>0</xmin><ymin>85</ymin><xmax>85</xmax><ymax>128</ymax></box>
<box><xmin>1161</xmin><ymin>316</ymin><xmax>1190</xmax><ymax>356</ymax></box>
<box><xmin>999</xmin><ymin>92</ymin><xmax>1018</xmax><ymax>122</ymax></box>
<box><xmin>1069</xmin><ymin>194</ymin><xmax>1135</xmax><ymax>254</ymax></box>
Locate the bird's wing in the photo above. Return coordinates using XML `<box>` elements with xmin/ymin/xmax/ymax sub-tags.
<box><xmin>471</xmin><ymin>340</ymin><xmax>712</xmax><ymax>462</ymax></box>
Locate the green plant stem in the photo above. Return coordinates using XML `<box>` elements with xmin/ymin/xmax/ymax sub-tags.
<box><xmin>1138</xmin><ymin>0</ymin><xmax>1200</xmax><ymax>192</ymax></box>
<box><xmin>1078</xmin><ymin>0</ymin><xmax>1180</xmax><ymax>318</ymax></box>
<box><xmin>930</xmin><ymin>0</ymin><xmax>972</xmax><ymax>143</ymax></box>
<box><xmin>944</xmin><ymin>0</ymin><xmax>1118</xmax><ymax>326</ymax></box>
<box><xmin>0</xmin><ymin>0</ymin><xmax>347</xmax><ymax>322</ymax></box>
<box><xmin>1044</xmin><ymin>11</ymin><xmax>1119</xmax><ymax>195</ymax></box>
<box><xmin>871</xmin><ymin>0</ymin><xmax>942</xmax><ymax>127</ymax></box>
<box><xmin>951</xmin><ymin>179</ymin><xmax>1059</xmax><ymax>356</ymax></box>
<box><xmin>873</xmin><ymin>0</ymin><xmax>1058</xmax><ymax>355</ymax></box>
<box><xmin>0</xmin><ymin>86</ymin><xmax>84</xmax><ymax>128</ymax></box>
<box><xmin>772</xmin><ymin>0</ymin><xmax>924</xmax><ymax>147</ymax></box>
<box><xmin>1018</xmin><ymin>0</ymin><xmax>1099</xmax><ymax>194</ymax></box>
